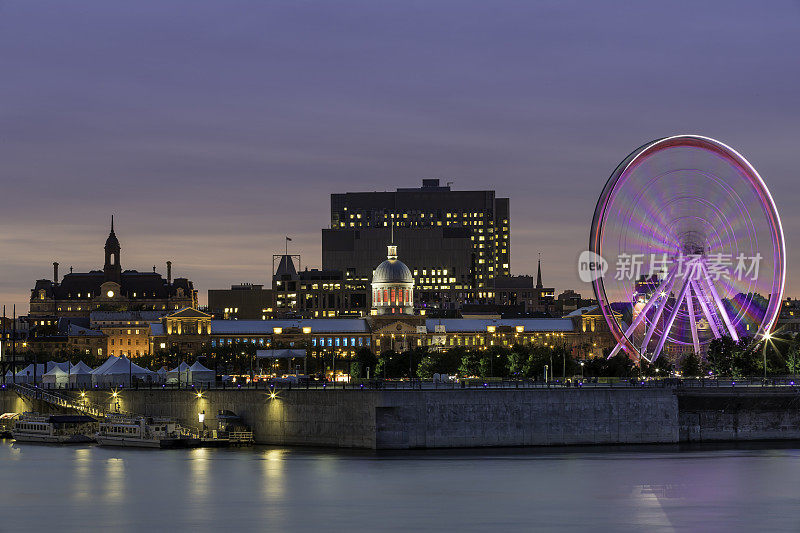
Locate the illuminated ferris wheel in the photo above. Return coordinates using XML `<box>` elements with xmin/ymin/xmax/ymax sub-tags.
<box><xmin>590</xmin><ymin>135</ymin><xmax>785</xmax><ymax>361</ymax></box>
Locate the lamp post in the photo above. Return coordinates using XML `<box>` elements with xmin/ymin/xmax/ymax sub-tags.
<box><xmin>580</xmin><ymin>361</ymin><xmax>584</xmax><ymax>379</ymax></box>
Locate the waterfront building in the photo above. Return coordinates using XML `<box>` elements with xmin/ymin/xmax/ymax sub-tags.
<box><xmin>29</xmin><ymin>219</ymin><xmax>197</xmax><ymax>323</ymax></box>
<box><xmin>322</xmin><ymin>179</ymin><xmax>510</xmax><ymax>306</ymax></box>
<box><xmin>147</xmin><ymin>311</ymin><xmax>613</xmax><ymax>359</ymax></box>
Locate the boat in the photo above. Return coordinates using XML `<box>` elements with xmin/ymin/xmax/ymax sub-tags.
<box><xmin>0</xmin><ymin>413</ymin><xmax>20</xmax><ymax>438</ymax></box>
<box><xmin>96</xmin><ymin>415</ymin><xmax>196</xmax><ymax>448</ymax></box>
<box><xmin>11</xmin><ymin>413</ymin><xmax>96</xmax><ymax>444</ymax></box>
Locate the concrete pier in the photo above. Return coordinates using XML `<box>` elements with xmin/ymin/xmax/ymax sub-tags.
<box><xmin>2</xmin><ymin>387</ymin><xmax>799</xmax><ymax>449</ymax></box>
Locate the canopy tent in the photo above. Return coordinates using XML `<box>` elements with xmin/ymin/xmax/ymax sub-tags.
<box><xmin>91</xmin><ymin>356</ymin><xmax>119</xmax><ymax>376</ymax></box>
<box><xmin>188</xmin><ymin>361</ymin><xmax>215</xmax><ymax>384</ymax></box>
<box><xmin>46</xmin><ymin>361</ymin><xmax>70</xmax><ymax>373</ymax></box>
<box><xmin>68</xmin><ymin>361</ymin><xmax>94</xmax><ymax>387</ymax></box>
<box><xmin>42</xmin><ymin>365</ymin><xmax>70</xmax><ymax>388</ymax></box>
<box><xmin>15</xmin><ymin>364</ymin><xmax>46</xmax><ymax>383</ymax></box>
<box><xmin>167</xmin><ymin>362</ymin><xmax>190</xmax><ymax>384</ymax></box>
<box><xmin>154</xmin><ymin>366</ymin><xmax>168</xmax><ymax>384</ymax></box>
<box><xmin>92</xmin><ymin>356</ymin><xmax>156</xmax><ymax>387</ymax></box>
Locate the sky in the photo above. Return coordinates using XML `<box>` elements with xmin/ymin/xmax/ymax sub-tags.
<box><xmin>1</xmin><ymin>0</ymin><xmax>799</xmax><ymax>313</ymax></box>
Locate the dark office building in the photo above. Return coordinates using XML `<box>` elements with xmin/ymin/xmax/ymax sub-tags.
<box><xmin>323</xmin><ymin>179</ymin><xmax>510</xmax><ymax>306</ymax></box>
<box><xmin>208</xmin><ymin>255</ymin><xmax>368</xmax><ymax>320</ymax></box>
<box><xmin>208</xmin><ymin>284</ymin><xmax>274</xmax><ymax>320</ymax></box>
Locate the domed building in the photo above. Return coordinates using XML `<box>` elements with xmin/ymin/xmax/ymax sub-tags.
<box><xmin>371</xmin><ymin>244</ymin><xmax>414</xmax><ymax>315</ymax></box>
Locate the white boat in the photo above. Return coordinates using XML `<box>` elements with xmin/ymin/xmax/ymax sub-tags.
<box><xmin>96</xmin><ymin>416</ymin><xmax>195</xmax><ymax>448</ymax></box>
<box><xmin>12</xmin><ymin>413</ymin><xmax>96</xmax><ymax>444</ymax></box>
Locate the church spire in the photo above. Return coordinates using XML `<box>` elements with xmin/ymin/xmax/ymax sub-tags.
<box><xmin>536</xmin><ymin>253</ymin><xmax>543</xmax><ymax>289</ymax></box>
<box><xmin>104</xmin><ymin>216</ymin><xmax>121</xmax><ymax>283</ymax></box>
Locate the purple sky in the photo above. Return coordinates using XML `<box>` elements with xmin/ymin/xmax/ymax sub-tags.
<box><xmin>1</xmin><ymin>1</ymin><xmax>799</xmax><ymax>313</ymax></box>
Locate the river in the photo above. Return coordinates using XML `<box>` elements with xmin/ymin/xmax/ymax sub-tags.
<box><xmin>1</xmin><ymin>440</ymin><xmax>799</xmax><ymax>532</ymax></box>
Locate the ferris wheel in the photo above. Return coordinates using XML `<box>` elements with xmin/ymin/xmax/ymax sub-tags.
<box><xmin>590</xmin><ymin>135</ymin><xmax>785</xmax><ymax>362</ymax></box>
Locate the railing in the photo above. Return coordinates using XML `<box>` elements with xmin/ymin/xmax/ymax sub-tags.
<box><xmin>12</xmin><ymin>383</ymin><xmax>135</xmax><ymax>418</ymax></box>
<box><xmin>228</xmin><ymin>431</ymin><xmax>254</xmax><ymax>444</ymax></box>
<box><xmin>9</xmin><ymin>377</ymin><xmax>800</xmax><ymax>395</ymax></box>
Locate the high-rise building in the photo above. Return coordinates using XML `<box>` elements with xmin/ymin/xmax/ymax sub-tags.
<box><xmin>323</xmin><ymin>179</ymin><xmax>510</xmax><ymax>308</ymax></box>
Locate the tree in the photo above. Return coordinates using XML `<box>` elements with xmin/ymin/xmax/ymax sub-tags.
<box><xmin>785</xmin><ymin>338</ymin><xmax>800</xmax><ymax>375</ymax></box>
<box><xmin>350</xmin><ymin>348</ymin><xmax>378</xmax><ymax>379</ymax></box>
<box><xmin>706</xmin><ymin>336</ymin><xmax>738</xmax><ymax>376</ymax></box>
<box><xmin>459</xmin><ymin>350</ymin><xmax>484</xmax><ymax>377</ymax></box>
<box><xmin>604</xmin><ymin>352</ymin><xmax>635</xmax><ymax>378</ymax></box>
<box><xmin>680</xmin><ymin>352</ymin><xmax>702</xmax><ymax>377</ymax></box>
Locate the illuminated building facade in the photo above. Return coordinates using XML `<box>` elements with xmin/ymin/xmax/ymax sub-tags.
<box><xmin>371</xmin><ymin>244</ymin><xmax>414</xmax><ymax>315</ymax></box>
<box><xmin>323</xmin><ymin>179</ymin><xmax>510</xmax><ymax>308</ymax></box>
<box><xmin>29</xmin><ymin>220</ymin><xmax>197</xmax><ymax>321</ymax></box>
<box><xmin>146</xmin><ymin>313</ymin><xmax>614</xmax><ymax>359</ymax></box>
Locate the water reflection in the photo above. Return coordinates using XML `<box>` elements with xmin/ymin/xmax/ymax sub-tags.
<box><xmin>72</xmin><ymin>448</ymin><xmax>91</xmax><ymax>502</ymax></box>
<box><xmin>104</xmin><ymin>457</ymin><xmax>125</xmax><ymax>503</ymax></box>
<box><xmin>189</xmin><ymin>448</ymin><xmax>210</xmax><ymax>499</ymax></box>
<box><xmin>0</xmin><ymin>443</ymin><xmax>798</xmax><ymax>532</ymax></box>
<box><xmin>261</xmin><ymin>448</ymin><xmax>286</xmax><ymax>499</ymax></box>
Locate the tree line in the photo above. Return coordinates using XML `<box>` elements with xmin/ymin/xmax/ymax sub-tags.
<box><xmin>17</xmin><ymin>332</ymin><xmax>800</xmax><ymax>380</ymax></box>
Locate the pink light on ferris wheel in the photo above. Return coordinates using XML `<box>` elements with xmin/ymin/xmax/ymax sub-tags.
<box><xmin>590</xmin><ymin>135</ymin><xmax>785</xmax><ymax>361</ymax></box>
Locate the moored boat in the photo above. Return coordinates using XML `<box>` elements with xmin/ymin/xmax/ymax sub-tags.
<box><xmin>12</xmin><ymin>413</ymin><xmax>96</xmax><ymax>444</ymax></box>
<box><xmin>96</xmin><ymin>416</ymin><xmax>194</xmax><ymax>448</ymax></box>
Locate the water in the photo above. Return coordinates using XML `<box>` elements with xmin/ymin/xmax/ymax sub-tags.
<box><xmin>2</xmin><ymin>440</ymin><xmax>800</xmax><ymax>532</ymax></box>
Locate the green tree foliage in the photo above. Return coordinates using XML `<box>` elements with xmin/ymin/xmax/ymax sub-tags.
<box><xmin>785</xmin><ymin>338</ymin><xmax>800</xmax><ymax>375</ymax></box>
<box><xmin>350</xmin><ymin>348</ymin><xmax>378</xmax><ymax>379</ymax></box>
<box><xmin>603</xmin><ymin>352</ymin><xmax>635</xmax><ymax>378</ymax></box>
<box><xmin>638</xmin><ymin>356</ymin><xmax>675</xmax><ymax>378</ymax></box>
<box><xmin>705</xmin><ymin>336</ymin><xmax>738</xmax><ymax>376</ymax></box>
<box><xmin>680</xmin><ymin>352</ymin><xmax>703</xmax><ymax>377</ymax></box>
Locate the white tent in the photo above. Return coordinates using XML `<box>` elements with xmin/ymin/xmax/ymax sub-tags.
<box><xmin>167</xmin><ymin>362</ymin><xmax>190</xmax><ymax>385</ymax></box>
<box><xmin>42</xmin><ymin>365</ymin><xmax>70</xmax><ymax>389</ymax></box>
<box><xmin>93</xmin><ymin>356</ymin><xmax>156</xmax><ymax>387</ymax></box>
<box><xmin>155</xmin><ymin>366</ymin><xmax>168</xmax><ymax>384</ymax></box>
<box><xmin>46</xmin><ymin>361</ymin><xmax>70</xmax><ymax>373</ymax></box>
<box><xmin>91</xmin><ymin>356</ymin><xmax>119</xmax><ymax>376</ymax></box>
<box><xmin>188</xmin><ymin>361</ymin><xmax>215</xmax><ymax>384</ymax></box>
<box><xmin>69</xmin><ymin>361</ymin><xmax>94</xmax><ymax>387</ymax></box>
<box><xmin>15</xmin><ymin>364</ymin><xmax>46</xmax><ymax>383</ymax></box>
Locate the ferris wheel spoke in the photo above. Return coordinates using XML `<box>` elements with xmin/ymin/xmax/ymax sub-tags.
<box><xmin>652</xmin><ymin>265</ymin><xmax>696</xmax><ymax>361</ymax></box>
<box><xmin>690</xmin><ymin>279</ymin><xmax>722</xmax><ymax>339</ymax></box>
<box><xmin>697</xmin><ymin>262</ymin><xmax>739</xmax><ymax>342</ymax></box>
<box><xmin>592</xmin><ymin>135</ymin><xmax>784</xmax><ymax>361</ymax></box>
<box><xmin>606</xmin><ymin>266</ymin><xmax>678</xmax><ymax>360</ymax></box>
<box><xmin>638</xmin><ymin>274</ymin><xmax>678</xmax><ymax>356</ymax></box>
<box><xmin>685</xmin><ymin>285</ymin><xmax>700</xmax><ymax>354</ymax></box>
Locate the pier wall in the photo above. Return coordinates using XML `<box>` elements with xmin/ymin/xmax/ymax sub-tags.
<box><xmin>677</xmin><ymin>389</ymin><xmax>800</xmax><ymax>442</ymax></box>
<box><xmin>3</xmin><ymin>387</ymin><xmax>799</xmax><ymax>449</ymax></box>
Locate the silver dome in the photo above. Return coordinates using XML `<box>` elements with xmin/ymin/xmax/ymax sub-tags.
<box><xmin>372</xmin><ymin>258</ymin><xmax>413</xmax><ymax>285</ymax></box>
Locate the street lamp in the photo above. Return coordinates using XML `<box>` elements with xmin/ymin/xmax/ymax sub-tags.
<box><xmin>580</xmin><ymin>361</ymin><xmax>584</xmax><ymax>379</ymax></box>
<box><xmin>762</xmin><ymin>331</ymin><xmax>773</xmax><ymax>382</ymax></box>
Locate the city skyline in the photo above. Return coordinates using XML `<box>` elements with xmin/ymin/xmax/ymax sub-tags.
<box><xmin>2</xmin><ymin>1</ymin><xmax>800</xmax><ymax>312</ymax></box>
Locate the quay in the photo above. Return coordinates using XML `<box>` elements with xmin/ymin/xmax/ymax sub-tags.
<box><xmin>2</xmin><ymin>384</ymin><xmax>800</xmax><ymax>449</ymax></box>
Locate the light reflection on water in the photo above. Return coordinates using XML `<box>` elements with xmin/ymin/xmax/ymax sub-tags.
<box><xmin>104</xmin><ymin>456</ymin><xmax>125</xmax><ymax>503</ymax></box>
<box><xmin>1</xmin><ymin>440</ymin><xmax>800</xmax><ymax>532</ymax></box>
